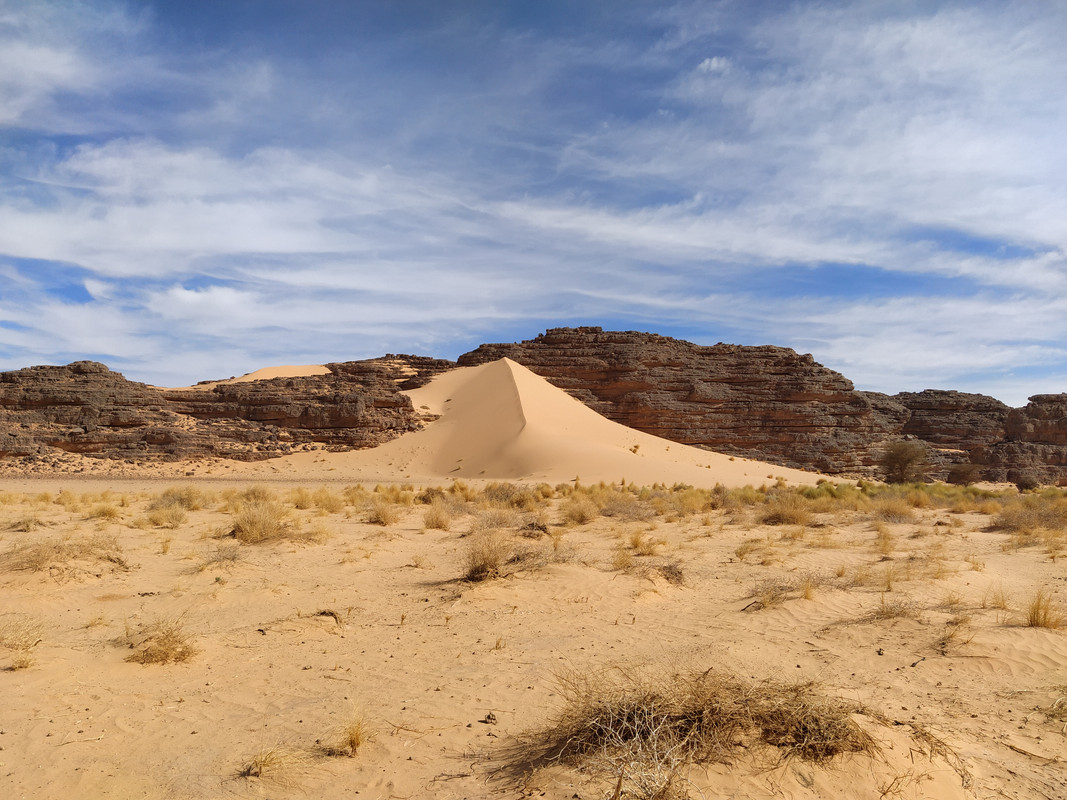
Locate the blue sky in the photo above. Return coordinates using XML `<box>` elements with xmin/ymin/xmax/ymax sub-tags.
<box><xmin>1</xmin><ymin>0</ymin><xmax>1064</xmax><ymax>405</ymax></box>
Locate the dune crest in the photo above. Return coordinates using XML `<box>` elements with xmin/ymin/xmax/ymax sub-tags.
<box><xmin>164</xmin><ymin>363</ymin><xmax>331</xmax><ymax>390</ymax></box>
<box><xmin>278</xmin><ymin>357</ymin><xmax>825</xmax><ymax>487</ymax></box>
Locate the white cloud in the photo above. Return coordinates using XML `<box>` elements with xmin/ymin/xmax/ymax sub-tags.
<box><xmin>1</xmin><ymin>1</ymin><xmax>1065</xmax><ymax>405</ymax></box>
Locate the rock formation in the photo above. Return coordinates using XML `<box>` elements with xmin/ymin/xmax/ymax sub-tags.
<box><xmin>458</xmin><ymin>328</ymin><xmax>907</xmax><ymax>474</ymax></box>
<box><xmin>0</xmin><ymin>356</ymin><xmax>452</xmax><ymax>464</ymax></box>
<box><xmin>3</xmin><ymin>327</ymin><xmax>1067</xmax><ymax>483</ymax></box>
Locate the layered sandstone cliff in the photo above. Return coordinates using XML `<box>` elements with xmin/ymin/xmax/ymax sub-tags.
<box><xmin>457</xmin><ymin>328</ymin><xmax>907</xmax><ymax>474</ymax></box>
<box><xmin>3</xmin><ymin>328</ymin><xmax>1066</xmax><ymax>483</ymax></box>
<box><xmin>0</xmin><ymin>356</ymin><xmax>452</xmax><ymax>463</ymax></box>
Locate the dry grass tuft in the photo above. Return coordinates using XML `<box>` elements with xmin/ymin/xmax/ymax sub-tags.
<box><xmin>0</xmin><ymin>614</ymin><xmax>44</xmax><ymax>670</ymax></box>
<box><xmin>147</xmin><ymin>505</ymin><xmax>187</xmax><ymax>529</ymax></box>
<box><xmin>994</xmin><ymin>494</ymin><xmax>1067</xmax><ymax>534</ymax></box>
<box><xmin>231</xmin><ymin>499</ymin><xmax>294</xmax><ymax>543</ymax></box>
<box><xmin>319</xmin><ymin>714</ymin><xmax>374</xmax><ymax>757</ymax></box>
<box><xmin>237</xmin><ymin>745</ymin><xmax>310</xmax><ymax>785</ymax></box>
<box><xmin>148</xmin><ymin>486</ymin><xmax>204</xmax><ymax>512</ymax></box>
<box><xmin>2</xmin><ymin>533</ymin><xmax>127</xmax><ymax>574</ymax></box>
<box><xmin>123</xmin><ymin>615</ymin><xmax>198</xmax><ymax>664</ymax></box>
<box><xmin>7</xmin><ymin>514</ymin><xmax>44</xmax><ymax>532</ymax></box>
<box><xmin>1025</xmin><ymin>587</ymin><xmax>1064</xmax><ymax>629</ymax></box>
<box><xmin>871</xmin><ymin>498</ymin><xmax>916</xmax><ymax>524</ymax></box>
<box><xmin>422</xmin><ymin>499</ymin><xmax>452</xmax><ymax>531</ymax></box>
<box><xmin>87</xmin><ymin>502</ymin><xmax>121</xmax><ymax>521</ymax></box>
<box><xmin>198</xmin><ymin>542</ymin><xmax>241</xmax><ymax>571</ymax></box>
<box><xmin>366</xmin><ymin>499</ymin><xmax>401</xmax><ymax>526</ymax></box>
<box><xmin>868</xmin><ymin>594</ymin><xmax>916</xmax><ymax>621</ymax></box>
<box><xmin>758</xmin><ymin>493</ymin><xmax>811</xmax><ymax>526</ymax></box>
<box><xmin>561</xmin><ymin>496</ymin><xmax>599</xmax><ymax>525</ymax></box>
<box><xmin>502</xmin><ymin>665</ymin><xmax>878</xmax><ymax>798</ymax></box>
<box><xmin>470</xmin><ymin>507</ymin><xmax>518</xmax><ymax>533</ymax></box>
<box><xmin>463</xmin><ymin>531</ymin><xmax>513</xmax><ymax>581</ymax></box>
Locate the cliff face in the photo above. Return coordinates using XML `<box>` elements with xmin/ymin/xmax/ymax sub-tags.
<box><xmin>0</xmin><ymin>356</ymin><xmax>453</xmax><ymax>463</ymax></box>
<box><xmin>457</xmin><ymin>328</ymin><xmax>906</xmax><ymax>474</ymax></box>
<box><xmin>3</xmin><ymin>329</ymin><xmax>1066</xmax><ymax>483</ymax></box>
<box><xmin>974</xmin><ymin>394</ymin><xmax>1067</xmax><ymax>484</ymax></box>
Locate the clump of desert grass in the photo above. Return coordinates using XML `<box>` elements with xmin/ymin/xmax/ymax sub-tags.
<box><xmin>463</xmin><ymin>531</ymin><xmax>514</xmax><ymax>582</ymax></box>
<box><xmin>480</xmin><ymin>481</ymin><xmax>545</xmax><ymax>511</ymax></box>
<box><xmin>198</xmin><ymin>542</ymin><xmax>241</xmax><ymax>571</ymax></box>
<box><xmin>870</xmin><ymin>497</ymin><xmax>917</xmax><ymax>524</ymax></box>
<box><xmin>500</xmin><ymin>665</ymin><xmax>879</xmax><ymax>799</ymax></box>
<box><xmin>87</xmin><ymin>502</ymin><xmax>121</xmax><ymax>521</ymax></box>
<box><xmin>469</xmin><ymin>507</ymin><xmax>519</xmax><ymax>533</ymax></box>
<box><xmin>123</xmin><ymin>615</ymin><xmax>198</xmax><ymax>665</ymax></box>
<box><xmin>422</xmin><ymin>498</ymin><xmax>453</xmax><ymax>531</ymax></box>
<box><xmin>7</xmin><ymin>513</ymin><xmax>44</xmax><ymax>532</ymax></box>
<box><xmin>1025</xmin><ymin>587</ymin><xmax>1064</xmax><ymax>629</ymax></box>
<box><xmin>0</xmin><ymin>614</ymin><xmax>44</xmax><ymax>670</ymax></box>
<box><xmin>145</xmin><ymin>487</ymin><xmax>200</xmax><ymax>529</ymax></box>
<box><xmin>229</xmin><ymin>495</ymin><xmax>323</xmax><ymax>544</ymax></box>
<box><xmin>1</xmin><ymin>533</ymin><xmax>127</xmax><ymax>574</ymax></box>
<box><xmin>365</xmin><ymin>498</ymin><xmax>402</xmax><ymax>526</ymax></box>
<box><xmin>236</xmin><ymin>745</ymin><xmax>311</xmax><ymax>786</ymax></box>
<box><xmin>561</xmin><ymin>495</ymin><xmax>599</xmax><ymax>525</ymax></box>
<box><xmin>993</xmin><ymin>493</ymin><xmax>1067</xmax><ymax>542</ymax></box>
<box><xmin>867</xmin><ymin>594</ymin><xmax>917</xmax><ymax>621</ymax></box>
<box><xmin>758</xmin><ymin>492</ymin><xmax>811</xmax><ymax>526</ymax></box>
<box><xmin>318</xmin><ymin>714</ymin><xmax>374</xmax><ymax>758</ymax></box>
<box><xmin>462</xmin><ymin>531</ymin><xmax>550</xmax><ymax>581</ymax></box>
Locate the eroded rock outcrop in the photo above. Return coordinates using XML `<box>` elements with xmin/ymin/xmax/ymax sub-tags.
<box><xmin>458</xmin><ymin>328</ymin><xmax>906</xmax><ymax>474</ymax></box>
<box><xmin>3</xmin><ymin>328</ymin><xmax>1066</xmax><ymax>483</ymax></box>
<box><xmin>0</xmin><ymin>356</ymin><xmax>453</xmax><ymax>463</ymax></box>
<box><xmin>974</xmin><ymin>394</ymin><xmax>1067</xmax><ymax>484</ymax></box>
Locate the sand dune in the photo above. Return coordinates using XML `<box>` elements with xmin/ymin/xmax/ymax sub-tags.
<box><xmin>162</xmin><ymin>364</ymin><xmax>331</xmax><ymax>391</ymax></box>
<box><xmin>263</xmin><ymin>357</ymin><xmax>826</xmax><ymax>487</ymax></box>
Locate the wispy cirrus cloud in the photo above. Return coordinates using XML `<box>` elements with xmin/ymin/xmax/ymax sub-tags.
<box><xmin>0</xmin><ymin>0</ymin><xmax>1064</xmax><ymax>404</ymax></box>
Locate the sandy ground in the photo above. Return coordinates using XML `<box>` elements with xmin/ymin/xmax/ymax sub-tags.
<box><xmin>1</xmin><ymin>360</ymin><xmax>1065</xmax><ymax>799</ymax></box>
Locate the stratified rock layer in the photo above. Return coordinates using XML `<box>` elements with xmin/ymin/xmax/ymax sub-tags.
<box><xmin>458</xmin><ymin>328</ymin><xmax>906</xmax><ymax>474</ymax></box>
<box><xmin>0</xmin><ymin>357</ymin><xmax>452</xmax><ymax>463</ymax></box>
<box><xmin>3</xmin><ymin>328</ymin><xmax>1067</xmax><ymax>483</ymax></box>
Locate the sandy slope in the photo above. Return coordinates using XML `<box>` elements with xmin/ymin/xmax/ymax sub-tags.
<box><xmin>1</xmin><ymin>482</ymin><xmax>1064</xmax><ymax>799</ymax></box>
<box><xmin>1</xmin><ymin>360</ymin><xmax>1064</xmax><ymax>799</ymax></box>
<box><xmin>229</xmin><ymin>358</ymin><xmax>826</xmax><ymax>488</ymax></box>
<box><xmin>160</xmin><ymin>364</ymin><xmax>331</xmax><ymax>391</ymax></box>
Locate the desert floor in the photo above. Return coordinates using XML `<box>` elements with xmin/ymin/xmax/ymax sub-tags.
<box><xmin>1</xmin><ymin>477</ymin><xmax>1065</xmax><ymax>800</ymax></box>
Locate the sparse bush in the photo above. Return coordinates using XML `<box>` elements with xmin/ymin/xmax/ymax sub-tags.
<box><xmin>946</xmin><ymin>462</ymin><xmax>983</xmax><ymax>486</ymax></box>
<box><xmin>148</xmin><ymin>486</ymin><xmax>204</xmax><ymax>512</ymax></box>
<box><xmin>88</xmin><ymin>503</ymin><xmax>120</xmax><ymax>521</ymax></box>
<box><xmin>562</xmin><ymin>496</ymin><xmax>599</xmax><ymax>525</ymax></box>
<box><xmin>199</xmin><ymin>542</ymin><xmax>241</xmax><ymax>570</ymax></box>
<box><xmin>503</xmin><ymin>666</ymin><xmax>878</xmax><ymax>799</ymax></box>
<box><xmin>871</xmin><ymin>497</ymin><xmax>916</xmax><ymax>524</ymax></box>
<box><xmin>993</xmin><ymin>494</ymin><xmax>1067</xmax><ymax>534</ymax></box>
<box><xmin>470</xmin><ymin>507</ymin><xmax>517</xmax><ymax>533</ymax></box>
<box><xmin>320</xmin><ymin>714</ymin><xmax>374</xmax><ymax>757</ymax></box>
<box><xmin>147</xmin><ymin>505</ymin><xmax>187</xmax><ymax>529</ymax></box>
<box><xmin>232</xmin><ymin>499</ymin><xmax>291</xmax><ymax>543</ymax></box>
<box><xmin>880</xmin><ymin>440</ymin><xmax>928</xmax><ymax>484</ymax></box>
<box><xmin>312</xmin><ymin>488</ymin><xmax>344</xmax><ymax>513</ymax></box>
<box><xmin>463</xmin><ymin>531</ymin><xmax>512</xmax><ymax>581</ymax></box>
<box><xmin>1009</xmin><ymin>470</ymin><xmax>1042</xmax><ymax>492</ymax></box>
<box><xmin>237</xmin><ymin>745</ymin><xmax>309</xmax><ymax>785</ymax></box>
<box><xmin>0</xmin><ymin>614</ymin><xmax>43</xmax><ymax>669</ymax></box>
<box><xmin>2</xmin><ymin>533</ymin><xmax>126</xmax><ymax>573</ymax></box>
<box><xmin>422</xmin><ymin>499</ymin><xmax>452</xmax><ymax>531</ymax></box>
<box><xmin>366</xmin><ymin>499</ymin><xmax>401</xmax><ymax>526</ymax></box>
<box><xmin>1025</xmin><ymin>587</ymin><xmax>1064</xmax><ymax>629</ymax></box>
<box><xmin>124</xmin><ymin>615</ymin><xmax>198</xmax><ymax>664</ymax></box>
<box><xmin>758</xmin><ymin>492</ymin><xmax>811</xmax><ymax>525</ymax></box>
